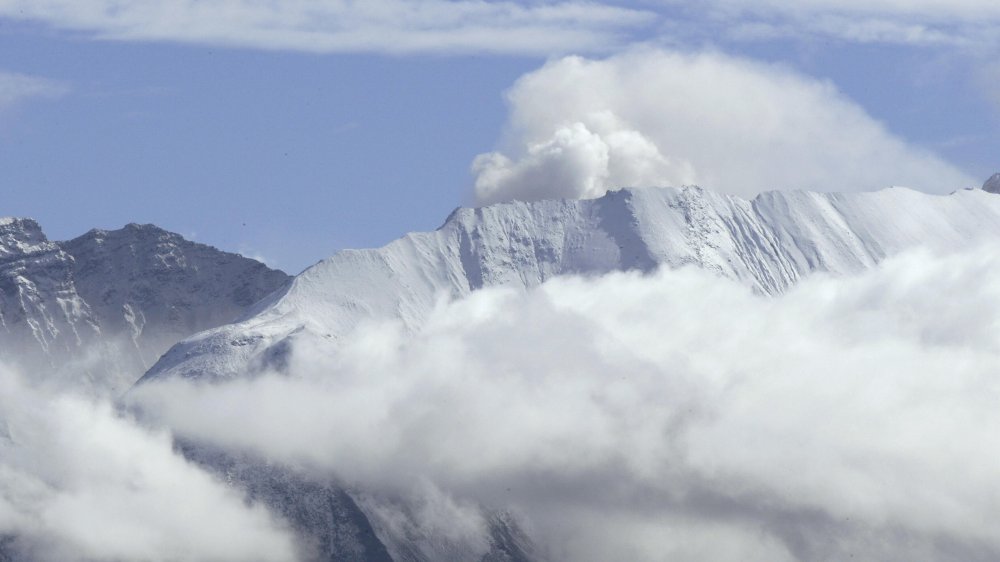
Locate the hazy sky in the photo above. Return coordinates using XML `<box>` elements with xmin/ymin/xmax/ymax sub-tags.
<box><xmin>2</xmin><ymin>1</ymin><xmax>999</xmax><ymax>273</ymax></box>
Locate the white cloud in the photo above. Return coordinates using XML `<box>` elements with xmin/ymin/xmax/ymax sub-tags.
<box><xmin>0</xmin><ymin>0</ymin><xmax>653</xmax><ymax>55</ymax></box>
<box><xmin>473</xmin><ymin>113</ymin><xmax>697</xmax><ymax>204</ymax></box>
<box><xmin>0</xmin><ymin>71</ymin><xmax>67</xmax><ymax>110</ymax></box>
<box><xmin>667</xmin><ymin>0</ymin><xmax>1000</xmax><ymax>47</ymax></box>
<box><xmin>0</xmin><ymin>369</ymin><xmax>297</xmax><ymax>562</ymax></box>
<box><xmin>5</xmin><ymin>0</ymin><xmax>997</xmax><ymax>52</ymax></box>
<box><xmin>132</xmin><ymin>246</ymin><xmax>1000</xmax><ymax>561</ymax></box>
<box><xmin>472</xmin><ymin>48</ymin><xmax>974</xmax><ymax>204</ymax></box>
<box><xmin>706</xmin><ymin>0</ymin><xmax>1000</xmax><ymax>21</ymax></box>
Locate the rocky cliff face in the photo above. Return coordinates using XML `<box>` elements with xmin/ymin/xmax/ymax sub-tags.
<box><xmin>983</xmin><ymin>172</ymin><xmax>1000</xmax><ymax>194</ymax></box>
<box><xmin>0</xmin><ymin>220</ymin><xmax>290</xmax><ymax>394</ymax></box>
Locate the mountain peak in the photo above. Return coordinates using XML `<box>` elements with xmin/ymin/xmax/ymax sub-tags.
<box><xmin>123</xmin><ymin>222</ymin><xmax>166</xmax><ymax>233</ymax></box>
<box><xmin>0</xmin><ymin>217</ymin><xmax>53</xmax><ymax>258</ymax></box>
<box><xmin>81</xmin><ymin>222</ymin><xmax>169</xmax><ymax>239</ymax></box>
<box><xmin>0</xmin><ymin>216</ymin><xmax>43</xmax><ymax>233</ymax></box>
<box><xmin>983</xmin><ymin>173</ymin><xmax>1000</xmax><ymax>194</ymax></box>
<box><xmin>0</xmin><ymin>218</ymin><xmax>292</xmax><ymax>394</ymax></box>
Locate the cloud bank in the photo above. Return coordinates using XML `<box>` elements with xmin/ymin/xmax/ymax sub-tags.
<box><xmin>0</xmin><ymin>369</ymin><xmax>296</xmax><ymax>562</ymax></box>
<box><xmin>132</xmin><ymin>247</ymin><xmax>1000</xmax><ymax>561</ymax></box>
<box><xmin>473</xmin><ymin>49</ymin><xmax>975</xmax><ymax>204</ymax></box>
<box><xmin>0</xmin><ymin>0</ymin><xmax>652</xmax><ymax>56</ymax></box>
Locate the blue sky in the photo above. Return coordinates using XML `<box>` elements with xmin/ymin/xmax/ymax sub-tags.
<box><xmin>1</xmin><ymin>1</ymin><xmax>998</xmax><ymax>273</ymax></box>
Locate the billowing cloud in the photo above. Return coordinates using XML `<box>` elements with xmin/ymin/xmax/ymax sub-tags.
<box><xmin>0</xmin><ymin>0</ymin><xmax>652</xmax><ymax>56</ymax></box>
<box><xmin>0</xmin><ymin>71</ymin><xmax>67</xmax><ymax>110</ymax></box>
<box><xmin>0</xmin><ymin>369</ymin><xmax>297</xmax><ymax>562</ymax></box>
<box><xmin>472</xmin><ymin>49</ymin><xmax>974</xmax><ymax>204</ymax></box>
<box><xmin>132</xmin><ymin>246</ymin><xmax>1000</xmax><ymax>561</ymax></box>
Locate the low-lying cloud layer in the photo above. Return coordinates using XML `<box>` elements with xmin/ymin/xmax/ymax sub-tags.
<box><xmin>132</xmin><ymin>247</ymin><xmax>1000</xmax><ymax>561</ymax></box>
<box><xmin>472</xmin><ymin>49</ymin><xmax>975</xmax><ymax>204</ymax></box>
<box><xmin>0</xmin><ymin>371</ymin><xmax>296</xmax><ymax>562</ymax></box>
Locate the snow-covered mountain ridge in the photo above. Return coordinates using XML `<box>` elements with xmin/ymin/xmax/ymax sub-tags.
<box><xmin>0</xmin><ymin>220</ymin><xmax>290</xmax><ymax>393</ymax></box>
<box><xmin>142</xmin><ymin>183</ymin><xmax>1000</xmax><ymax>384</ymax></box>
<box><xmin>124</xmin><ymin>180</ymin><xmax>1000</xmax><ymax>562</ymax></box>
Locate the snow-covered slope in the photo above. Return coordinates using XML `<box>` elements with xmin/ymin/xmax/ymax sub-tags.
<box><xmin>142</xmin><ymin>184</ymin><xmax>1000</xmax><ymax>384</ymax></box>
<box><xmin>129</xmin><ymin>181</ymin><xmax>1000</xmax><ymax>562</ymax></box>
<box><xmin>0</xmin><ymin>220</ymin><xmax>290</xmax><ymax>393</ymax></box>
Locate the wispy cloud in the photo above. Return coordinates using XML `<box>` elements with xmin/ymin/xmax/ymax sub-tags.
<box><xmin>0</xmin><ymin>71</ymin><xmax>68</xmax><ymax>110</ymax></box>
<box><xmin>2</xmin><ymin>1</ymin><xmax>998</xmax><ymax>54</ymax></box>
<box><xmin>661</xmin><ymin>0</ymin><xmax>1000</xmax><ymax>48</ymax></box>
<box><xmin>0</xmin><ymin>0</ymin><xmax>654</xmax><ymax>56</ymax></box>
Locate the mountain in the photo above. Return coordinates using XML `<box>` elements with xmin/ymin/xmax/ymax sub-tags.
<box><xmin>142</xmin><ymin>184</ymin><xmax>1000</xmax><ymax>385</ymax></box>
<box><xmin>129</xmin><ymin>182</ymin><xmax>1000</xmax><ymax>562</ymax></box>
<box><xmin>0</xmin><ymin>220</ymin><xmax>290</xmax><ymax>394</ymax></box>
<box><xmin>174</xmin><ymin>441</ymin><xmax>537</xmax><ymax>562</ymax></box>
